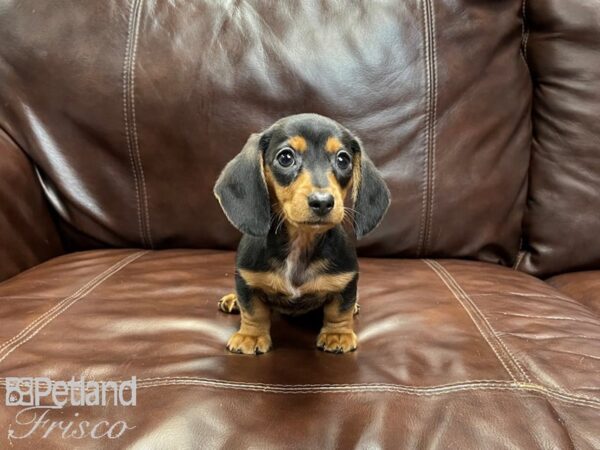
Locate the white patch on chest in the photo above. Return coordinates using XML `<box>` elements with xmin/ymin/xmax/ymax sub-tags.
<box><xmin>282</xmin><ymin>237</ymin><xmax>308</xmax><ymax>299</ymax></box>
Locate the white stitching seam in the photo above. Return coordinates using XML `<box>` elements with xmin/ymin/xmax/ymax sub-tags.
<box><xmin>417</xmin><ymin>0</ymin><xmax>438</xmax><ymax>256</ymax></box>
<box><xmin>0</xmin><ymin>251</ymin><xmax>147</xmax><ymax>365</ymax></box>
<box><xmin>129</xmin><ymin>0</ymin><xmax>153</xmax><ymax>249</ymax></box>
<box><xmin>0</xmin><ymin>377</ymin><xmax>597</xmax><ymax>410</ymax></box>
<box><xmin>429</xmin><ymin>261</ymin><xmax>534</xmax><ymax>383</ymax></box>
<box><xmin>425</xmin><ymin>260</ymin><xmax>534</xmax><ymax>384</ymax></box>
<box><xmin>423</xmin><ymin>260</ymin><xmax>523</xmax><ymax>382</ymax></box>
<box><xmin>0</xmin><ymin>252</ymin><xmax>144</xmax><ymax>353</ymax></box>
<box><xmin>0</xmin><ymin>377</ymin><xmax>513</xmax><ymax>390</ymax></box>
<box><xmin>427</xmin><ymin>260</ymin><xmax>533</xmax><ymax>382</ymax></box>
<box><xmin>417</xmin><ymin>0</ymin><xmax>431</xmax><ymax>256</ymax></box>
<box><xmin>123</xmin><ymin>0</ymin><xmax>153</xmax><ymax>249</ymax></box>
<box><xmin>123</xmin><ymin>0</ymin><xmax>144</xmax><ymax>247</ymax></box>
<box><xmin>424</xmin><ymin>0</ymin><xmax>437</xmax><ymax>255</ymax></box>
<box><xmin>471</xmin><ymin>292</ymin><xmax>574</xmax><ymax>302</ymax></box>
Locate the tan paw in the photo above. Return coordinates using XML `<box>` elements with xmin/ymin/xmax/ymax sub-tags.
<box><xmin>227</xmin><ymin>332</ymin><xmax>272</xmax><ymax>355</ymax></box>
<box><xmin>218</xmin><ymin>293</ymin><xmax>240</xmax><ymax>314</ymax></box>
<box><xmin>316</xmin><ymin>331</ymin><xmax>357</xmax><ymax>354</ymax></box>
<box><xmin>353</xmin><ymin>303</ymin><xmax>360</xmax><ymax>315</ymax></box>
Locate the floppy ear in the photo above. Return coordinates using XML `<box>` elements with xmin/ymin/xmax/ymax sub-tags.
<box><xmin>351</xmin><ymin>139</ymin><xmax>391</xmax><ymax>239</ymax></box>
<box><xmin>214</xmin><ymin>133</ymin><xmax>271</xmax><ymax>237</ymax></box>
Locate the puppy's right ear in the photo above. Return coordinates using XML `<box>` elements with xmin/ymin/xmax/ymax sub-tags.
<box><xmin>214</xmin><ymin>133</ymin><xmax>272</xmax><ymax>237</ymax></box>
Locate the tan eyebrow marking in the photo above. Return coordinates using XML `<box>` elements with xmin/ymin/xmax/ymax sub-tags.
<box><xmin>288</xmin><ymin>135</ymin><xmax>308</xmax><ymax>153</ymax></box>
<box><xmin>325</xmin><ymin>136</ymin><xmax>342</xmax><ymax>153</ymax></box>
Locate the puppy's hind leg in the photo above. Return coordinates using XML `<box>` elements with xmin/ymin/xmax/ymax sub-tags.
<box><xmin>218</xmin><ymin>293</ymin><xmax>240</xmax><ymax>314</ymax></box>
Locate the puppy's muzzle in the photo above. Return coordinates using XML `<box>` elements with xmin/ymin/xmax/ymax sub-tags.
<box><xmin>308</xmin><ymin>192</ymin><xmax>334</xmax><ymax>217</ymax></box>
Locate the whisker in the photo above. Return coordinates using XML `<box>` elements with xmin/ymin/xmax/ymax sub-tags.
<box><xmin>275</xmin><ymin>211</ymin><xmax>285</xmax><ymax>235</ymax></box>
<box><xmin>344</xmin><ymin>206</ymin><xmax>363</xmax><ymax>217</ymax></box>
<box><xmin>342</xmin><ymin>213</ymin><xmax>356</xmax><ymax>234</ymax></box>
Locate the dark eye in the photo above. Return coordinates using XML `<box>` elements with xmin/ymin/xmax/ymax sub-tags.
<box><xmin>276</xmin><ymin>149</ymin><xmax>296</xmax><ymax>168</ymax></box>
<box><xmin>336</xmin><ymin>151</ymin><xmax>352</xmax><ymax>170</ymax></box>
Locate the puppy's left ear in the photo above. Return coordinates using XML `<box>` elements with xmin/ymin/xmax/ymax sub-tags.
<box><xmin>214</xmin><ymin>133</ymin><xmax>271</xmax><ymax>237</ymax></box>
<box><xmin>351</xmin><ymin>138</ymin><xmax>391</xmax><ymax>239</ymax></box>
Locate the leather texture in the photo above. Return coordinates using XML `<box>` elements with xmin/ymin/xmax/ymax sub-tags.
<box><xmin>1</xmin><ymin>0</ymin><xmax>599</xmax><ymax>447</ymax></box>
<box><xmin>0</xmin><ymin>250</ymin><xmax>598</xmax><ymax>448</ymax></box>
<box><xmin>547</xmin><ymin>271</ymin><xmax>600</xmax><ymax>315</ymax></box>
<box><xmin>0</xmin><ymin>0</ymin><xmax>531</xmax><ymax>264</ymax></box>
<box><xmin>0</xmin><ymin>130</ymin><xmax>63</xmax><ymax>282</ymax></box>
<box><xmin>518</xmin><ymin>0</ymin><xmax>600</xmax><ymax>277</ymax></box>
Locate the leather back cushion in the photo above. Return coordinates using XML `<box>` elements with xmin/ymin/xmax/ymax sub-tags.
<box><xmin>517</xmin><ymin>0</ymin><xmax>600</xmax><ymax>277</ymax></box>
<box><xmin>0</xmin><ymin>130</ymin><xmax>63</xmax><ymax>282</ymax></box>
<box><xmin>0</xmin><ymin>0</ymin><xmax>530</xmax><ymax>263</ymax></box>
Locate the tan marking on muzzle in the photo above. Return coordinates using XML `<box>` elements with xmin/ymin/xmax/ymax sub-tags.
<box><xmin>265</xmin><ymin>169</ymin><xmax>316</xmax><ymax>224</ymax></box>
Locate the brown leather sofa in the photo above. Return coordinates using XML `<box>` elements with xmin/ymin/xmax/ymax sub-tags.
<box><xmin>1</xmin><ymin>0</ymin><xmax>599</xmax><ymax>448</ymax></box>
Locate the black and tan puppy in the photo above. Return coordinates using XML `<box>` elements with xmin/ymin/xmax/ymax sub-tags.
<box><xmin>214</xmin><ymin>114</ymin><xmax>390</xmax><ymax>354</ymax></box>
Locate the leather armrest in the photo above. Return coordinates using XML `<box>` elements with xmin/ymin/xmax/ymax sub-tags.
<box><xmin>0</xmin><ymin>129</ymin><xmax>63</xmax><ymax>282</ymax></box>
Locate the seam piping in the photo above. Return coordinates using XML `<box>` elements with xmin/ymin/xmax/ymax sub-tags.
<box><xmin>423</xmin><ymin>260</ymin><xmax>529</xmax><ymax>382</ymax></box>
<box><xmin>417</xmin><ymin>0</ymin><xmax>438</xmax><ymax>256</ymax></box>
<box><xmin>1</xmin><ymin>377</ymin><xmax>596</xmax><ymax>409</ymax></box>
<box><xmin>0</xmin><ymin>251</ymin><xmax>147</xmax><ymax>365</ymax></box>
<box><xmin>521</xmin><ymin>0</ymin><xmax>530</xmax><ymax>63</ymax></box>
<box><xmin>123</xmin><ymin>0</ymin><xmax>153</xmax><ymax>248</ymax></box>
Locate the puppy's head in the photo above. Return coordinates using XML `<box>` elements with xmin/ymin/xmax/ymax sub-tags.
<box><xmin>214</xmin><ymin>114</ymin><xmax>390</xmax><ymax>238</ymax></box>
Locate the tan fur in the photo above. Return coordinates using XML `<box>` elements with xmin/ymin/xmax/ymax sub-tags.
<box><xmin>218</xmin><ymin>293</ymin><xmax>239</xmax><ymax>314</ymax></box>
<box><xmin>298</xmin><ymin>272</ymin><xmax>356</xmax><ymax>296</ymax></box>
<box><xmin>239</xmin><ymin>269</ymin><xmax>291</xmax><ymax>296</ymax></box>
<box><xmin>326</xmin><ymin>172</ymin><xmax>347</xmax><ymax>223</ymax></box>
<box><xmin>351</xmin><ymin>153</ymin><xmax>362</xmax><ymax>203</ymax></box>
<box><xmin>288</xmin><ymin>135</ymin><xmax>308</xmax><ymax>153</ymax></box>
<box><xmin>307</xmin><ymin>258</ymin><xmax>330</xmax><ymax>273</ymax></box>
<box><xmin>325</xmin><ymin>136</ymin><xmax>342</xmax><ymax>153</ymax></box>
<box><xmin>286</xmin><ymin>218</ymin><xmax>324</xmax><ymax>245</ymax></box>
<box><xmin>239</xmin><ymin>268</ymin><xmax>355</xmax><ymax>298</ymax></box>
<box><xmin>265</xmin><ymin>167</ymin><xmax>347</xmax><ymax>227</ymax></box>
<box><xmin>227</xmin><ymin>296</ymin><xmax>272</xmax><ymax>354</ymax></box>
<box><xmin>265</xmin><ymin>168</ymin><xmax>312</xmax><ymax>224</ymax></box>
<box><xmin>317</xmin><ymin>295</ymin><xmax>357</xmax><ymax>353</ymax></box>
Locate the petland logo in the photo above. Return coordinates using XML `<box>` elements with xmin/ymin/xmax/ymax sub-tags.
<box><xmin>5</xmin><ymin>376</ymin><xmax>136</xmax><ymax>442</ymax></box>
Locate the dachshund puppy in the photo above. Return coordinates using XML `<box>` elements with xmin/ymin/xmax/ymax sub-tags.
<box><xmin>214</xmin><ymin>114</ymin><xmax>390</xmax><ymax>354</ymax></box>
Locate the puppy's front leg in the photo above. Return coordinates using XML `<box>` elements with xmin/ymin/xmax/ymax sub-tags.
<box><xmin>227</xmin><ymin>292</ymin><xmax>272</xmax><ymax>355</ymax></box>
<box><xmin>317</xmin><ymin>295</ymin><xmax>357</xmax><ymax>354</ymax></box>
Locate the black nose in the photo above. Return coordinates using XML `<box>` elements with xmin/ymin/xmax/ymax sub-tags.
<box><xmin>308</xmin><ymin>192</ymin><xmax>334</xmax><ymax>217</ymax></box>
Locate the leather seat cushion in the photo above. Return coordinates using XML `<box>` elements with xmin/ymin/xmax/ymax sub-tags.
<box><xmin>547</xmin><ymin>271</ymin><xmax>600</xmax><ymax>315</ymax></box>
<box><xmin>0</xmin><ymin>250</ymin><xmax>598</xmax><ymax>447</ymax></box>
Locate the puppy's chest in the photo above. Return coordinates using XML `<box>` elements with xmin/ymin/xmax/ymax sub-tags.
<box><xmin>266</xmin><ymin>259</ymin><xmax>324</xmax><ymax>314</ymax></box>
<box><xmin>239</xmin><ymin>250</ymin><xmax>355</xmax><ymax>312</ymax></box>
<box><xmin>280</xmin><ymin>249</ymin><xmax>313</xmax><ymax>298</ymax></box>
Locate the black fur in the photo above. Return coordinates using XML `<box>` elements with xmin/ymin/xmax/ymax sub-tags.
<box><xmin>213</xmin><ymin>133</ymin><xmax>271</xmax><ymax>237</ymax></box>
<box><xmin>236</xmin><ymin>223</ymin><xmax>358</xmax><ymax>315</ymax></box>
<box><xmin>215</xmin><ymin>113</ymin><xmax>390</xmax><ymax>317</ymax></box>
<box><xmin>352</xmin><ymin>141</ymin><xmax>392</xmax><ymax>238</ymax></box>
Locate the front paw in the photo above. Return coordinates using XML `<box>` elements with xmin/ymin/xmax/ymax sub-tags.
<box><xmin>227</xmin><ymin>332</ymin><xmax>272</xmax><ymax>355</ymax></box>
<box><xmin>316</xmin><ymin>331</ymin><xmax>357</xmax><ymax>353</ymax></box>
<box><xmin>218</xmin><ymin>293</ymin><xmax>240</xmax><ymax>314</ymax></box>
